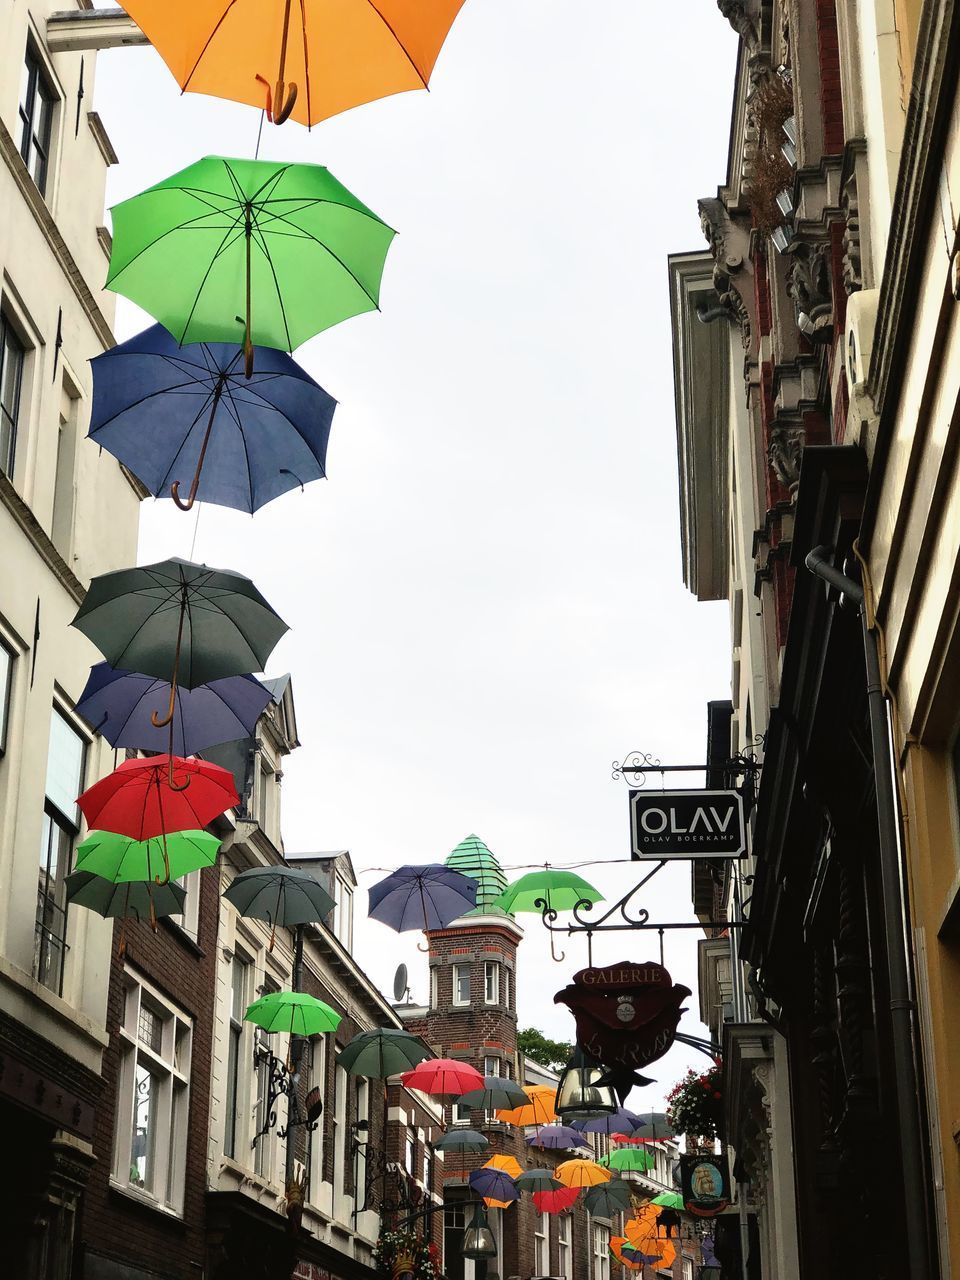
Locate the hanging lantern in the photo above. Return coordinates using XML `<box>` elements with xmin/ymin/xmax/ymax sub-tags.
<box><xmin>555</xmin><ymin>1045</ymin><xmax>618</xmax><ymax>1118</ymax></box>
<box><xmin>462</xmin><ymin>1203</ymin><xmax>498</xmax><ymax>1260</ymax></box>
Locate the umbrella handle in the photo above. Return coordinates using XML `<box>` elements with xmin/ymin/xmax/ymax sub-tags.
<box><xmin>549</xmin><ymin>932</ymin><xmax>565</xmax><ymax>964</ymax></box>
<box><xmin>417</xmin><ymin>938</ymin><xmax>430</xmax><ymax>953</ymax></box>
<box><xmin>154</xmin><ymin>825</ymin><xmax>173</xmax><ymax>886</ymax></box>
<box><xmin>151</xmin><ymin>682</ymin><xmax>177</xmax><ymax>729</ymax></box>
<box><xmin>273</xmin><ymin>81</ymin><xmax>298</xmax><ymax>125</ymax></box>
<box><xmin>152</xmin><ymin>591</ymin><xmax>187</xmax><ymax>729</ymax></box>
<box><xmin>167</xmin><ymin>754</ymin><xmax>191</xmax><ymax>793</ymax></box>
<box><xmin>171</xmin><ymin>381</ymin><xmax>222</xmax><ymax>512</ymax></box>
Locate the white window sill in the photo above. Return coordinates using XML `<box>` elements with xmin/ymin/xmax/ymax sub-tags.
<box><xmin>108</xmin><ymin>1176</ymin><xmax>183</xmax><ymax>1220</ymax></box>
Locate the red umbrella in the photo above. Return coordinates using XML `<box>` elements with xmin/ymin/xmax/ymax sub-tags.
<box><xmin>78</xmin><ymin>755</ymin><xmax>238</xmax><ymax>880</ymax></box>
<box><xmin>533</xmin><ymin>1186</ymin><xmax>580</xmax><ymax>1214</ymax></box>
<box><xmin>400</xmin><ymin>1058</ymin><xmax>484</xmax><ymax>1096</ymax></box>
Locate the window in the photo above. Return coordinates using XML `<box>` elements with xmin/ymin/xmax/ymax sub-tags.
<box><xmin>503</xmin><ymin>965</ymin><xmax>512</xmax><ymax>1010</ymax></box>
<box><xmin>592</xmin><ymin>1224</ymin><xmax>610</xmax><ymax>1280</ymax></box>
<box><xmin>452</xmin><ymin>1098</ymin><xmax>472</xmax><ymax>1125</ymax></box>
<box><xmin>17</xmin><ymin>45</ymin><xmax>55</xmax><ymax>195</ymax></box>
<box><xmin>405</xmin><ymin>1127</ymin><xmax>416</xmax><ymax>1175</ymax></box>
<box><xmin>333</xmin><ymin>873</ymin><xmax>354</xmax><ymax>950</ymax></box>
<box><xmin>484</xmin><ymin>960</ymin><xmax>500</xmax><ymax>1005</ymax></box>
<box><xmin>535</xmin><ymin>1217</ymin><xmax>548</xmax><ymax>1274</ymax></box>
<box><xmin>169</xmin><ymin>868</ymin><xmax>201</xmax><ymax>943</ymax></box>
<box><xmin>0</xmin><ymin>637</ymin><xmax>13</xmax><ymax>755</ymax></box>
<box><xmin>0</xmin><ymin>314</ymin><xmax>25</xmax><ymax>479</ymax></box>
<box><xmin>35</xmin><ymin>709</ymin><xmax>85</xmax><ymax>992</ymax></box>
<box><xmin>354</xmin><ymin>1076</ymin><xmax>369</xmax><ymax>1204</ymax></box>
<box><xmin>423</xmin><ymin>1143</ymin><xmax>432</xmax><ymax>1195</ymax></box>
<box><xmin>483</xmin><ymin>1055</ymin><xmax>500</xmax><ymax>1122</ymax></box>
<box><xmin>52</xmin><ymin>373</ymin><xmax>80</xmax><ymax>556</ymax></box>
<box><xmin>558</xmin><ymin>1214</ymin><xmax>573</xmax><ymax>1280</ymax></box>
<box><xmin>257</xmin><ymin>758</ymin><xmax>274</xmax><ymax>836</ymax></box>
<box><xmin>430</xmin><ymin>966</ymin><xmax>438</xmax><ymax>1008</ymax></box>
<box><xmin>254</xmin><ymin>978</ymin><xmax>280</xmax><ymax>1180</ymax></box>
<box><xmin>453</xmin><ymin>962</ymin><xmax>471</xmax><ymax>1006</ymax></box>
<box><xmin>113</xmin><ymin>969</ymin><xmax>191</xmax><ymax>1215</ymax></box>
<box><xmin>306</xmin><ymin>1034</ymin><xmax>326</xmax><ymax>1202</ymax></box>
<box><xmin>224</xmin><ymin>954</ymin><xmax>251</xmax><ymax>1160</ymax></box>
<box><xmin>682</xmin><ymin>1259</ymin><xmax>695</xmax><ymax>1280</ymax></box>
<box><xmin>332</xmin><ymin>1062</ymin><xmax>348</xmax><ymax>1202</ymax></box>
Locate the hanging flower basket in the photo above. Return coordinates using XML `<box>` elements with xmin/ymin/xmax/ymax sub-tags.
<box><xmin>666</xmin><ymin>1064</ymin><xmax>723</xmax><ymax>1142</ymax></box>
<box><xmin>374</xmin><ymin>1229</ymin><xmax>442</xmax><ymax>1280</ymax></box>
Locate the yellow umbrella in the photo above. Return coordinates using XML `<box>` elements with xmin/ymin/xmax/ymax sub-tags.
<box><xmin>483</xmin><ymin>1154</ymin><xmax>523</xmax><ymax>1179</ymax></box>
<box><xmin>554</xmin><ymin>1158</ymin><xmax>611</xmax><ymax>1189</ymax></box>
<box><xmin>496</xmin><ymin>1086</ymin><xmax>557</xmax><ymax>1127</ymax></box>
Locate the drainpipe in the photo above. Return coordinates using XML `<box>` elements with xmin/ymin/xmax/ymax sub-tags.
<box><xmin>805</xmin><ymin>546</ymin><xmax>937</xmax><ymax>1279</ymax></box>
<box><xmin>285</xmin><ymin>924</ymin><xmax>306</xmax><ymax>1195</ymax></box>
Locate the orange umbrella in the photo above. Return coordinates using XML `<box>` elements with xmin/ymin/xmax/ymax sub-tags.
<box><xmin>483</xmin><ymin>1154</ymin><xmax>523</xmax><ymax>1179</ymax></box>
<box><xmin>554</xmin><ymin>1158</ymin><xmax>611</xmax><ymax>1189</ymax></box>
<box><xmin>496</xmin><ymin>1086</ymin><xmax>557</xmax><ymax>1127</ymax></box>
<box><xmin>610</xmin><ymin>1238</ymin><xmax>643</xmax><ymax>1272</ymax></box>
<box><xmin>483</xmin><ymin>1196</ymin><xmax>516</xmax><ymax>1210</ymax></box>
<box><xmin>121</xmin><ymin>0</ymin><xmax>469</xmax><ymax>127</ymax></box>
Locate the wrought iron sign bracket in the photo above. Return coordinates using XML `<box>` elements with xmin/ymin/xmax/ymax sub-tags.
<box><xmin>613</xmin><ymin>747</ymin><xmax>763</xmax><ymax>810</ymax></box>
<box><xmin>252</xmin><ymin>1047</ymin><xmax>320</xmax><ymax>1145</ymax></box>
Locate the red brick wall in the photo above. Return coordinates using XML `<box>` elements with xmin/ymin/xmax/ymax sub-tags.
<box><xmin>816</xmin><ymin>0</ymin><xmax>845</xmax><ymax>152</ymax></box>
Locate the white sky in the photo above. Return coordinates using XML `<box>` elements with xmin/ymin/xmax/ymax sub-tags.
<box><xmin>94</xmin><ymin>0</ymin><xmax>738</xmax><ymax>1106</ymax></box>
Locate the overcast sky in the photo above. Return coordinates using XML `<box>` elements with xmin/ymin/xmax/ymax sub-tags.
<box><xmin>95</xmin><ymin>0</ymin><xmax>738</xmax><ymax>1105</ymax></box>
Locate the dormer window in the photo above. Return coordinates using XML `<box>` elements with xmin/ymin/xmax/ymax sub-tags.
<box><xmin>333</xmin><ymin>872</ymin><xmax>353</xmax><ymax>950</ymax></box>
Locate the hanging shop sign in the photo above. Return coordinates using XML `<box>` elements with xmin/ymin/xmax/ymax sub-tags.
<box><xmin>680</xmin><ymin>1153</ymin><xmax>731</xmax><ymax>1217</ymax></box>
<box><xmin>629</xmin><ymin>789</ymin><xmax>746</xmax><ymax>860</ymax></box>
<box><xmin>554</xmin><ymin>961</ymin><xmax>691</xmax><ymax>1069</ymax></box>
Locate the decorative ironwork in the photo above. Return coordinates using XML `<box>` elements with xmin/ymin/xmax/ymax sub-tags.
<box><xmin>252</xmin><ymin>1045</ymin><xmax>319</xmax><ymax>1144</ymax></box>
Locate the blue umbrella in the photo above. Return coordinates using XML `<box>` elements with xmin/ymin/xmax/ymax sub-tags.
<box><xmin>468</xmin><ymin>1168</ymin><xmax>519</xmax><ymax>1203</ymax></box>
<box><xmin>368</xmin><ymin>865</ymin><xmax>478</xmax><ymax>934</ymax></box>
<box><xmin>76</xmin><ymin>662</ymin><xmax>271</xmax><ymax>756</ymax></box>
<box><xmin>525</xmin><ymin>1126</ymin><xmax>590</xmax><ymax>1151</ymax></box>
<box><xmin>89</xmin><ymin>323</ymin><xmax>337</xmax><ymax>513</ymax></box>
<box><xmin>570</xmin><ymin>1108</ymin><xmax>643</xmax><ymax>1136</ymax></box>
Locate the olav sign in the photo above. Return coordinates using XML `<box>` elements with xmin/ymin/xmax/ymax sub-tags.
<box><xmin>629</xmin><ymin>789</ymin><xmax>746</xmax><ymax>860</ymax></box>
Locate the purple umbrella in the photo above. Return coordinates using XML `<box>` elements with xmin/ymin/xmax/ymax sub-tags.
<box><xmin>468</xmin><ymin>1168</ymin><xmax>519</xmax><ymax>1202</ymax></box>
<box><xmin>525</xmin><ymin>1125</ymin><xmax>590</xmax><ymax>1151</ymax></box>
<box><xmin>368</xmin><ymin>865</ymin><xmax>478</xmax><ymax>934</ymax></box>
<box><xmin>76</xmin><ymin>662</ymin><xmax>272</xmax><ymax>756</ymax></box>
<box><xmin>571</xmin><ymin>1108</ymin><xmax>643</xmax><ymax>1136</ymax></box>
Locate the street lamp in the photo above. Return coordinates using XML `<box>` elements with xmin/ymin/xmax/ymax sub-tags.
<box><xmin>461</xmin><ymin>1204</ymin><xmax>498</xmax><ymax>1261</ymax></box>
<box><xmin>555</xmin><ymin>1045</ymin><xmax>618</xmax><ymax>1118</ymax></box>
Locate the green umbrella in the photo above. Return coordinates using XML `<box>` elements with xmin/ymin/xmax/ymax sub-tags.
<box><xmin>651</xmin><ymin>1191</ymin><xmax>684</xmax><ymax>1209</ymax></box>
<box><xmin>515</xmin><ymin>1169</ymin><xmax>563</xmax><ymax>1192</ymax></box>
<box><xmin>106</xmin><ymin>157</ymin><xmax>397</xmax><ymax>373</ymax></box>
<box><xmin>338</xmin><ymin>1028</ymin><xmax>432</xmax><ymax>1078</ymax></box>
<box><xmin>434</xmin><ymin>1129</ymin><xmax>489</xmax><ymax>1153</ymax></box>
<box><xmin>493</xmin><ymin>869</ymin><xmax>603</xmax><ymax>915</ymax></box>
<box><xmin>74</xmin><ymin>829</ymin><xmax>219</xmax><ymax>883</ymax></box>
<box><xmin>65</xmin><ymin>869</ymin><xmax>186</xmax><ymax>919</ymax></box>
<box><xmin>599</xmin><ymin>1147</ymin><xmax>655</xmax><ymax>1173</ymax></box>
<box><xmin>244</xmin><ymin>990</ymin><xmax>342</xmax><ymax>1036</ymax></box>
<box><xmin>583</xmin><ymin>1180</ymin><xmax>633</xmax><ymax>1216</ymax></box>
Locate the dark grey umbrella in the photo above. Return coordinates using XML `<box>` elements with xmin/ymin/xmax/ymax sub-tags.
<box><xmin>434</xmin><ymin>1129</ymin><xmax>489</xmax><ymax>1153</ymax></box>
<box><xmin>338</xmin><ymin>1029</ymin><xmax>432</xmax><ymax>1078</ymax></box>
<box><xmin>583</xmin><ymin>1180</ymin><xmax>633</xmax><ymax>1216</ymax></box>
<box><xmin>457</xmin><ymin>1075</ymin><xmax>529</xmax><ymax>1110</ymax></box>
<box><xmin>516</xmin><ymin>1169</ymin><xmax>562</xmax><ymax>1192</ymax></box>
<box><xmin>66</xmin><ymin>869</ymin><xmax>187</xmax><ymax>919</ymax></box>
<box><xmin>223</xmin><ymin>866</ymin><xmax>336</xmax><ymax>942</ymax></box>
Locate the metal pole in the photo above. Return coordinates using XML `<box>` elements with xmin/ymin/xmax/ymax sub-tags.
<box><xmin>285</xmin><ymin>923</ymin><xmax>305</xmax><ymax>1192</ymax></box>
<box><xmin>805</xmin><ymin>546</ymin><xmax>937</xmax><ymax>1279</ymax></box>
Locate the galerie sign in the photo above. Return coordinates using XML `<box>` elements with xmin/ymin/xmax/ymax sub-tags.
<box><xmin>629</xmin><ymin>789</ymin><xmax>746</xmax><ymax>860</ymax></box>
<box><xmin>554</xmin><ymin>961</ymin><xmax>691</xmax><ymax>1070</ymax></box>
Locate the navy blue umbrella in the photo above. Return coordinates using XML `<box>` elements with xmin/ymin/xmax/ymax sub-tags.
<box><xmin>368</xmin><ymin>865</ymin><xmax>478</xmax><ymax>934</ymax></box>
<box><xmin>570</xmin><ymin>1108</ymin><xmax>643</xmax><ymax>1136</ymax></box>
<box><xmin>77</xmin><ymin>662</ymin><xmax>271</xmax><ymax>756</ymax></box>
<box><xmin>89</xmin><ymin>324</ymin><xmax>337</xmax><ymax>513</ymax></box>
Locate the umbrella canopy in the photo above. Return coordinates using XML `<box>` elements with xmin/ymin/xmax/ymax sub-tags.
<box><xmin>496</xmin><ymin>1086</ymin><xmax>557</xmax><ymax>1127</ymax></box>
<box><xmin>72</xmin><ymin>557</ymin><xmax>287</xmax><ymax>691</ymax></box>
<box><xmin>571</xmin><ymin>1108</ymin><xmax>642</xmax><ymax>1136</ymax></box>
<box><xmin>493</xmin><ymin>869</ymin><xmax>603</xmax><ymax>914</ymax></box>
<box><xmin>119</xmin><ymin>0</ymin><xmax>469</xmax><ymax>128</ymax></box>
<box><xmin>611</xmin><ymin>1239</ymin><xmax>646</xmax><ymax>1270</ymax></box>
<box><xmin>65</xmin><ymin>870</ymin><xmax>186</xmax><ymax>920</ymax></box>
<box><xmin>631</xmin><ymin>1112</ymin><xmax>677</xmax><ymax>1141</ymax></box>
<box><xmin>106</xmin><ymin>158</ymin><xmax>396</xmax><ymax>366</ymax></box>
<box><xmin>434</xmin><ymin>1129</ymin><xmax>489</xmax><ymax>1154</ymax></box>
<box><xmin>77</xmin><ymin>756</ymin><xmax>239</xmax><ymax>847</ymax></box>
<box><xmin>533</xmin><ymin>1186</ymin><xmax>580</xmax><ymax>1214</ymax></box>
<box><xmin>515</xmin><ymin>1169</ymin><xmax>562</xmax><ymax>1193</ymax></box>
<box><xmin>77</xmin><ymin>663</ymin><xmax>271</xmax><ymax>756</ymax></box>
<box><xmin>554</xmin><ymin>1159</ymin><xmax>611</xmax><ymax>1189</ymax></box>
<box><xmin>468</xmin><ymin>1168</ymin><xmax>518</xmax><ymax>1203</ymax></box>
<box><xmin>245</xmin><ymin>990</ymin><xmax>341</xmax><ymax>1035</ymax></box>
<box><xmin>583</xmin><ymin>1180</ymin><xmax>634</xmax><ymax>1216</ymax></box>
<box><xmin>89</xmin><ymin>325</ymin><xmax>337</xmax><ymax>513</ymax></box>
<box><xmin>223</xmin><ymin>866</ymin><xmax>336</xmax><ymax>928</ymax></box>
<box><xmin>599</xmin><ymin>1147</ymin><xmax>655</xmax><ymax>1173</ymax></box>
<box><xmin>401</xmin><ymin>1058</ymin><xmax>484</xmax><ymax>1097</ymax></box>
<box><xmin>483</xmin><ymin>1155</ymin><xmax>523</xmax><ymax>1179</ymax></box>
<box><xmin>651</xmin><ymin>1191</ymin><xmax>684</xmax><ymax>1209</ymax></box>
<box><xmin>525</xmin><ymin>1125</ymin><xmax>589</xmax><ymax>1151</ymax></box>
<box><xmin>337</xmin><ymin>1029</ymin><xmax>432</xmax><ymax>1078</ymax></box>
<box><xmin>457</xmin><ymin>1076</ymin><xmax>529</xmax><ymax>1111</ymax></box>
<box><xmin>74</xmin><ymin>828</ymin><xmax>220</xmax><ymax>883</ymax></box>
<box><xmin>368</xmin><ymin>865</ymin><xmax>478</xmax><ymax>933</ymax></box>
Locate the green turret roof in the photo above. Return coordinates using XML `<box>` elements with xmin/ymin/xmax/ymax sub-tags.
<box><xmin>445</xmin><ymin>834</ymin><xmax>511</xmax><ymax>916</ymax></box>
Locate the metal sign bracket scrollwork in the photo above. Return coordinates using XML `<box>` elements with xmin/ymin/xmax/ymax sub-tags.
<box><xmin>252</xmin><ymin>1046</ymin><xmax>320</xmax><ymax>1145</ymax></box>
<box><xmin>612</xmin><ymin>743</ymin><xmax>764</xmax><ymax>809</ymax></box>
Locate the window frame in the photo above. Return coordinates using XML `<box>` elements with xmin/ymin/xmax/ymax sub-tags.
<box><xmin>484</xmin><ymin>960</ymin><xmax>500</xmax><ymax>1005</ymax></box>
<box><xmin>0</xmin><ymin>312</ymin><xmax>25</xmax><ymax>481</ymax></box>
<box><xmin>17</xmin><ymin>41</ymin><xmax>56</xmax><ymax>196</ymax></box>
<box><xmin>306</xmin><ymin>1033</ymin><xmax>327</xmax><ymax>1203</ymax></box>
<box><xmin>168</xmin><ymin>867</ymin><xmax>201</xmax><ymax>943</ymax></box>
<box><xmin>224</xmin><ymin>951</ymin><xmax>252</xmax><ymax>1161</ymax></box>
<box><xmin>558</xmin><ymin>1213</ymin><xmax>573</xmax><ymax>1280</ymax></box>
<box><xmin>592</xmin><ymin>1223</ymin><xmax>610</xmax><ymax>1280</ymax></box>
<box><xmin>535</xmin><ymin>1215</ymin><xmax>548</xmax><ymax>1274</ymax></box>
<box><xmin>452</xmin><ymin>962</ymin><xmax>471</xmax><ymax>1007</ymax></box>
<box><xmin>35</xmin><ymin>707</ymin><xmax>87</xmax><ymax>994</ymax></box>
<box><xmin>253</xmin><ymin>975</ymin><xmax>281</xmax><ymax>1181</ymax></box>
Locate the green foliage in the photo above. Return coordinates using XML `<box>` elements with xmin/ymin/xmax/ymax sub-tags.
<box><xmin>518</xmin><ymin>1027</ymin><xmax>572</xmax><ymax>1072</ymax></box>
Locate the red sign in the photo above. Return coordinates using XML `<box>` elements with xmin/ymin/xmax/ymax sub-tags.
<box><xmin>554</xmin><ymin>961</ymin><xmax>690</xmax><ymax>1069</ymax></box>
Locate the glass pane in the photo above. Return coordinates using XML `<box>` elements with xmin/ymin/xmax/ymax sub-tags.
<box><xmin>138</xmin><ymin>1003</ymin><xmax>163</xmax><ymax>1054</ymax></box>
<box><xmin>130</xmin><ymin>1062</ymin><xmax>157</xmax><ymax>1192</ymax></box>
<box><xmin>17</xmin><ymin>60</ymin><xmax>34</xmax><ymax>158</ymax></box>
<box><xmin>0</xmin><ymin>643</ymin><xmax>11</xmax><ymax>751</ymax></box>
<box><xmin>225</xmin><ymin>1026</ymin><xmax>240</xmax><ymax>1158</ymax></box>
<box><xmin>45</xmin><ymin>710</ymin><xmax>84</xmax><ymax>824</ymax></box>
<box><xmin>1</xmin><ymin>326</ymin><xmax>22</xmax><ymax>418</ymax></box>
<box><xmin>231</xmin><ymin>956</ymin><xmax>248</xmax><ymax>1022</ymax></box>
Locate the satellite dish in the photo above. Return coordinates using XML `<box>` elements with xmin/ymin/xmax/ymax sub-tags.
<box><xmin>393</xmin><ymin>963</ymin><xmax>409</xmax><ymax>1003</ymax></box>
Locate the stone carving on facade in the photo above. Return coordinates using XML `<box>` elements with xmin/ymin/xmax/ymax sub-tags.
<box><xmin>841</xmin><ymin>173</ymin><xmax>862</xmax><ymax>295</ymax></box>
<box><xmin>767</xmin><ymin>422</ymin><xmax>805</xmax><ymax>492</ymax></box>
<box><xmin>786</xmin><ymin>239</ymin><xmax>834</xmax><ymax>342</ymax></box>
<box><xmin>698</xmin><ymin>197</ymin><xmax>753</xmax><ymax>350</ymax></box>
<box><xmin>717</xmin><ymin>0</ymin><xmax>760</xmax><ymax>45</ymax></box>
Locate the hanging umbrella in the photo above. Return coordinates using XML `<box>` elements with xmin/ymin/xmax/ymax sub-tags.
<box><xmin>120</xmin><ymin>0</ymin><xmax>469</xmax><ymax>127</ymax></box>
<box><xmin>583</xmin><ymin>1180</ymin><xmax>633</xmax><ymax>1217</ymax></box>
<box><xmin>74</xmin><ymin>828</ymin><xmax>219</xmax><ymax>883</ymax></box>
<box><xmin>525</xmin><ymin>1125</ymin><xmax>589</xmax><ymax>1151</ymax></box>
<box><xmin>610</xmin><ymin>1238</ymin><xmax>644</xmax><ymax>1271</ymax></box>
<box><xmin>224</xmin><ymin>866</ymin><xmax>336</xmax><ymax>932</ymax></box>
<box><xmin>651</xmin><ymin>1191</ymin><xmax>684</xmax><ymax>1209</ymax></box>
<box><xmin>468</xmin><ymin>1168</ymin><xmax>518</xmax><ymax>1203</ymax></box>
<box><xmin>515</xmin><ymin>1169</ymin><xmax>562</xmax><ymax>1193</ymax></box>
<box><xmin>496</xmin><ymin>1086</ymin><xmax>557</xmax><ymax>1127</ymax></box>
<box><xmin>456</xmin><ymin>1076</ymin><xmax>529</xmax><ymax>1110</ymax></box>
<box><xmin>434</xmin><ymin>1129</ymin><xmax>489</xmax><ymax>1154</ymax></box>
<box><xmin>65</xmin><ymin>869</ymin><xmax>186</xmax><ymax>919</ymax></box>
<box><xmin>106</xmin><ymin>158</ymin><xmax>396</xmax><ymax>374</ymax></box>
<box><xmin>368</xmin><ymin>865</ymin><xmax>478</xmax><ymax>935</ymax></box>
<box><xmin>631</xmin><ymin>1112</ymin><xmax>677</xmax><ymax>1141</ymax></box>
<box><xmin>571</xmin><ymin>1108</ymin><xmax>642</xmax><ymax>1136</ymax></box>
<box><xmin>245</xmin><ymin>990</ymin><xmax>341</xmax><ymax>1035</ymax></box>
<box><xmin>599</xmin><ymin>1147</ymin><xmax>655</xmax><ymax>1173</ymax></box>
<box><xmin>401</xmin><ymin>1058</ymin><xmax>484</xmax><ymax>1096</ymax></box>
<box><xmin>554</xmin><ymin>1159</ymin><xmax>611</xmax><ymax>1189</ymax></box>
<box><xmin>89</xmin><ymin>325</ymin><xmax>337</xmax><ymax>513</ymax></box>
<box><xmin>77</xmin><ymin>663</ymin><xmax>271</xmax><ymax>756</ymax></box>
<box><xmin>493</xmin><ymin>869</ymin><xmax>603</xmax><ymax>915</ymax></box>
<box><xmin>533</xmin><ymin>1186</ymin><xmax>580</xmax><ymax>1214</ymax></box>
<box><xmin>483</xmin><ymin>1154</ymin><xmax>522</xmax><ymax>1179</ymax></box>
<box><xmin>338</xmin><ymin>1029</ymin><xmax>432</xmax><ymax>1078</ymax></box>
<box><xmin>624</xmin><ymin>1208</ymin><xmax>663</xmax><ymax>1252</ymax></box>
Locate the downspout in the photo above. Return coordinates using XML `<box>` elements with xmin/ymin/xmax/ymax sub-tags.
<box><xmin>805</xmin><ymin>545</ymin><xmax>937</xmax><ymax>1279</ymax></box>
<box><xmin>285</xmin><ymin>924</ymin><xmax>306</xmax><ymax>1205</ymax></box>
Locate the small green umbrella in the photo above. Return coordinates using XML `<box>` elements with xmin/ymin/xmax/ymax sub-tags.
<box><xmin>245</xmin><ymin>990</ymin><xmax>341</xmax><ymax>1036</ymax></box>
<box><xmin>583</xmin><ymin>1180</ymin><xmax>634</xmax><ymax>1216</ymax></box>
<box><xmin>66</xmin><ymin>869</ymin><xmax>187</xmax><ymax>919</ymax></box>
<box><xmin>651</xmin><ymin>1191</ymin><xmax>684</xmax><ymax>1209</ymax></box>
<box><xmin>493</xmin><ymin>869</ymin><xmax>603</xmax><ymax>915</ymax></box>
<box><xmin>599</xmin><ymin>1147</ymin><xmax>655</xmax><ymax>1173</ymax></box>
<box><xmin>106</xmin><ymin>157</ymin><xmax>397</xmax><ymax>372</ymax></box>
<box><xmin>515</xmin><ymin>1169</ymin><xmax>563</xmax><ymax>1192</ymax></box>
<box><xmin>338</xmin><ymin>1029</ymin><xmax>432</xmax><ymax>1078</ymax></box>
<box><xmin>434</xmin><ymin>1129</ymin><xmax>489</xmax><ymax>1153</ymax></box>
<box><xmin>74</xmin><ymin>829</ymin><xmax>219</xmax><ymax>883</ymax></box>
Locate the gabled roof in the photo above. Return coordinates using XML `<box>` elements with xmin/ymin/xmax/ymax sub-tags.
<box><xmin>445</xmin><ymin>834</ymin><xmax>511</xmax><ymax>915</ymax></box>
